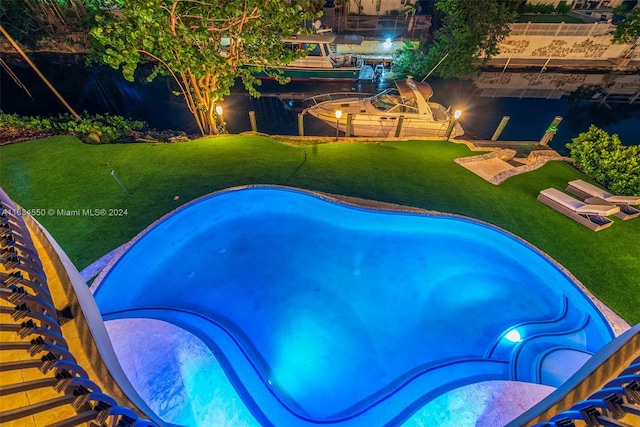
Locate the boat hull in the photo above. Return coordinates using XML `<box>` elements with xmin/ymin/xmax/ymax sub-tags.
<box><xmin>307</xmin><ymin>110</ymin><xmax>464</xmax><ymax>138</ymax></box>
<box><xmin>338</xmin><ymin>119</ymin><xmax>460</xmax><ymax>138</ymax></box>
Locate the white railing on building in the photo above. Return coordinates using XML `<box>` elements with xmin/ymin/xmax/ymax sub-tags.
<box><xmin>509</xmin><ymin>22</ymin><xmax>613</xmax><ymax>37</ymax></box>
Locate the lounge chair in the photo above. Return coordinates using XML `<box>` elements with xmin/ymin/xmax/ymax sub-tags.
<box><xmin>537</xmin><ymin>188</ymin><xmax>620</xmax><ymax>231</ymax></box>
<box><xmin>566</xmin><ymin>179</ymin><xmax>640</xmax><ymax>220</ymax></box>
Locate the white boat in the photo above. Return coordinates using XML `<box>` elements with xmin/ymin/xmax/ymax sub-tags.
<box><xmin>304</xmin><ymin>77</ymin><xmax>464</xmax><ymax>138</ymax></box>
<box><xmin>253</xmin><ymin>32</ymin><xmax>374</xmax><ymax>82</ymax></box>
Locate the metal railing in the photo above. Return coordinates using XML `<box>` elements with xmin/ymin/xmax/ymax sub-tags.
<box><xmin>509</xmin><ymin>22</ymin><xmax>613</xmax><ymax>37</ymax></box>
<box><xmin>508</xmin><ymin>323</ymin><xmax>640</xmax><ymax>427</ymax></box>
<box><xmin>0</xmin><ymin>188</ymin><xmax>158</xmax><ymax>427</ymax></box>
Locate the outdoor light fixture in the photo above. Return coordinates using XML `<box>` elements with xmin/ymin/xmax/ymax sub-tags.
<box><xmin>335</xmin><ymin>110</ymin><xmax>342</xmax><ymax>140</ymax></box>
<box><xmin>445</xmin><ymin>109</ymin><xmax>462</xmax><ymax>140</ymax></box>
<box><xmin>216</xmin><ymin>105</ymin><xmax>225</xmax><ymax>133</ymax></box>
<box><xmin>383</xmin><ymin>38</ymin><xmax>393</xmax><ymax>50</ymax></box>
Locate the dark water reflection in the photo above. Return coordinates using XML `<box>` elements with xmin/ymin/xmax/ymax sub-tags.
<box><xmin>1</xmin><ymin>53</ymin><xmax>638</xmax><ymax>155</ymax></box>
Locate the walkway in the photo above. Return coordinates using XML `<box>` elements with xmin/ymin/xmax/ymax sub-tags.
<box><xmin>451</xmin><ymin>139</ymin><xmax>567</xmax><ymax>185</ymax></box>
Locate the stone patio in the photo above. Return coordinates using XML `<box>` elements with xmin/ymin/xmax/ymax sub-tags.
<box><xmin>452</xmin><ymin>140</ymin><xmax>568</xmax><ymax>184</ymax></box>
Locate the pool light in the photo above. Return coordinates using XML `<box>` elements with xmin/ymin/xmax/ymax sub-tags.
<box><xmin>505</xmin><ymin>329</ymin><xmax>522</xmax><ymax>343</ymax></box>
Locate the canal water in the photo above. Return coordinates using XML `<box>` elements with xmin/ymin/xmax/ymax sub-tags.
<box><xmin>1</xmin><ymin>53</ymin><xmax>639</xmax><ymax>155</ymax></box>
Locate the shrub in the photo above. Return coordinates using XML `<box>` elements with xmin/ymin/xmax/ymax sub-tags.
<box><xmin>566</xmin><ymin>125</ymin><xmax>640</xmax><ymax>196</ymax></box>
<box><xmin>555</xmin><ymin>1</ymin><xmax>571</xmax><ymax>14</ymax></box>
<box><xmin>517</xmin><ymin>2</ymin><xmax>571</xmax><ymax>15</ymax></box>
<box><xmin>0</xmin><ymin>112</ymin><xmax>145</xmax><ymax>144</ymax></box>
<box><xmin>518</xmin><ymin>3</ymin><xmax>557</xmax><ymax>14</ymax></box>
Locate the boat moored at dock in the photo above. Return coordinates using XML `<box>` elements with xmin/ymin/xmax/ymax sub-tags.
<box><xmin>304</xmin><ymin>77</ymin><xmax>464</xmax><ymax>138</ymax></box>
<box><xmin>253</xmin><ymin>32</ymin><xmax>374</xmax><ymax>82</ymax></box>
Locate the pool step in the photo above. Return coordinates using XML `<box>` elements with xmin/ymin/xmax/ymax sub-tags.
<box><xmin>484</xmin><ymin>295</ymin><xmax>610</xmax><ymax>386</ymax></box>
<box><xmin>511</xmin><ymin>315</ymin><xmax>593</xmax><ymax>386</ymax></box>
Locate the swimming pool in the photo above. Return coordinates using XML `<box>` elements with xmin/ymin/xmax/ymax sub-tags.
<box><xmin>94</xmin><ymin>186</ymin><xmax>614</xmax><ymax>426</ymax></box>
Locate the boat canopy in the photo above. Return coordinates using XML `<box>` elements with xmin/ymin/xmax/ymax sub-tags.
<box><xmin>282</xmin><ymin>33</ymin><xmax>337</xmax><ymax>44</ymax></box>
<box><xmin>396</xmin><ymin>78</ymin><xmax>434</xmax><ymax>101</ymax></box>
<box><xmin>333</xmin><ymin>34</ymin><xmax>364</xmax><ymax>45</ymax></box>
<box><xmin>282</xmin><ymin>32</ymin><xmax>364</xmax><ymax>46</ymax></box>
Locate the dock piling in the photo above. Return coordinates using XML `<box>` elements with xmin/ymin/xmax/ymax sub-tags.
<box><xmin>249</xmin><ymin>111</ymin><xmax>257</xmax><ymax>132</ymax></box>
<box><xmin>491</xmin><ymin>116</ymin><xmax>510</xmax><ymax>141</ymax></box>
<box><xmin>394</xmin><ymin>115</ymin><xmax>405</xmax><ymax>137</ymax></box>
<box><xmin>297</xmin><ymin>113</ymin><xmax>304</xmax><ymax>136</ymax></box>
<box><xmin>539</xmin><ymin>116</ymin><xmax>563</xmax><ymax>146</ymax></box>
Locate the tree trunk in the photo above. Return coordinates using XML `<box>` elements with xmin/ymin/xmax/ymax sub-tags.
<box><xmin>68</xmin><ymin>0</ymin><xmax>88</xmax><ymax>19</ymax></box>
<box><xmin>192</xmin><ymin>101</ymin><xmax>219</xmax><ymax>135</ymax></box>
<box><xmin>197</xmin><ymin>109</ymin><xmax>219</xmax><ymax>135</ymax></box>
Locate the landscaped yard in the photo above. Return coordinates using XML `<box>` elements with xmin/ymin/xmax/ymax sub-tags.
<box><xmin>1</xmin><ymin>135</ymin><xmax>638</xmax><ymax>324</ymax></box>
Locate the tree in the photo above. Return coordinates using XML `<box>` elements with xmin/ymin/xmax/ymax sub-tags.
<box><xmin>612</xmin><ymin>7</ymin><xmax>640</xmax><ymax>44</ymax></box>
<box><xmin>566</xmin><ymin>125</ymin><xmax>640</xmax><ymax>196</ymax></box>
<box><xmin>394</xmin><ymin>0</ymin><xmax>519</xmax><ymax>79</ymax></box>
<box><xmin>0</xmin><ymin>0</ymin><xmax>94</xmax><ymax>46</ymax></box>
<box><xmin>90</xmin><ymin>0</ymin><xmax>322</xmax><ymax>136</ymax></box>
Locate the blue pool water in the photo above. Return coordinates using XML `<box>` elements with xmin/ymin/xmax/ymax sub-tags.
<box><xmin>94</xmin><ymin>186</ymin><xmax>614</xmax><ymax>426</ymax></box>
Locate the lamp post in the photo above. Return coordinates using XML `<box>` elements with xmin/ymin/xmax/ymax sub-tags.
<box><xmin>335</xmin><ymin>109</ymin><xmax>342</xmax><ymax>141</ymax></box>
<box><xmin>445</xmin><ymin>109</ymin><xmax>462</xmax><ymax>140</ymax></box>
<box><xmin>216</xmin><ymin>105</ymin><xmax>224</xmax><ymax>133</ymax></box>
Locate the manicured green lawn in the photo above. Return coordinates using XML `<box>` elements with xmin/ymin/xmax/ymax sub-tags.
<box><xmin>516</xmin><ymin>14</ymin><xmax>584</xmax><ymax>23</ymax></box>
<box><xmin>1</xmin><ymin>135</ymin><xmax>638</xmax><ymax>324</ymax></box>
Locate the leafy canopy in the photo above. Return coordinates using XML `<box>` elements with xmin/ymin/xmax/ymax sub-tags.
<box><xmin>612</xmin><ymin>7</ymin><xmax>640</xmax><ymax>44</ymax></box>
<box><xmin>91</xmin><ymin>0</ymin><xmax>322</xmax><ymax>135</ymax></box>
<box><xmin>394</xmin><ymin>0</ymin><xmax>519</xmax><ymax>79</ymax></box>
